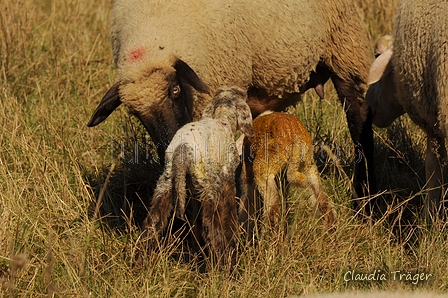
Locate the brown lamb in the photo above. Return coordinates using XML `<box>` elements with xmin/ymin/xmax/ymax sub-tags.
<box><xmin>241</xmin><ymin>111</ymin><xmax>336</xmax><ymax>230</ymax></box>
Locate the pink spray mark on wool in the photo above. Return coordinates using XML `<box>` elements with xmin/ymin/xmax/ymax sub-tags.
<box><xmin>128</xmin><ymin>47</ymin><xmax>146</xmax><ymax>62</ymax></box>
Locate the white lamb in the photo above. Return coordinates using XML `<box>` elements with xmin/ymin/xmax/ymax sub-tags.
<box><xmin>142</xmin><ymin>86</ymin><xmax>254</xmax><ymax>267</ymax></box>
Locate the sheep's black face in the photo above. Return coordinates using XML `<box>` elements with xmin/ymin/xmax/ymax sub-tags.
<box><xmin>117</xmin><ymin>69</ymin><xmax>203</xmax><ymax>162</ymax></box>
<box><xmin>87</xmin><ymin>58</ymin><xmax>209</xmax><ymax>163</ymax></box>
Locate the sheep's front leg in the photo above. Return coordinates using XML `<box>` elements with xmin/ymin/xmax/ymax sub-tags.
<box><xmin>425</xmin><ymin>135</ymin><xmax>447</xmax><ymax>223</ymax></box>
<box><xmin>331</xmin><ymin>75</ymin><xmax>377</xmax><ymax>213</ymax></box>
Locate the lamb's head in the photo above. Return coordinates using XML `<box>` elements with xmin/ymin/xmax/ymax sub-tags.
<box><xmin>87</xmin><ymin>57</ymin><xmax>210</xmax><ymax>158</ymax></box>
<box><xmin>366</xmin><ymin>36</ymin><xmax>405</xmax><ymax>127</ymax></box>
<box><xmin>202</xmin><ymin>86</ymin><xmax>255</xmax><ymax>137</ymax></box>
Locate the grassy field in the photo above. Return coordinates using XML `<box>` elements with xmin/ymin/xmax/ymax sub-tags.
<box><xmin>1</xmin><ymin>0</ymin><xmax>447</xmax><ymax>296</ymax></box>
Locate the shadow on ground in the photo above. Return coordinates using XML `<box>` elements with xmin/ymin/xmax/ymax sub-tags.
<box><xmin>84</xmin><ymin>124</ymin><xmax>208</xmax><ymax>266</ymax></box>
<box><xmin>313</xmin><ymin>116</ymin><xmax>428</xmax><ymax>245</ymax></box>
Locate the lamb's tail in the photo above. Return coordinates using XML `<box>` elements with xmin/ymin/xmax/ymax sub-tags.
<box><xmin>172</xmin><ymin>143</ymin><xmax>195</xmax><ymax>219</ymax></box>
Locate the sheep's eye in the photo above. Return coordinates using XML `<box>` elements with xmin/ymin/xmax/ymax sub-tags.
<box><xmin>172</xmin><ymin>85</ymin><xmax>181</xmax><ymax>96</ymax></box>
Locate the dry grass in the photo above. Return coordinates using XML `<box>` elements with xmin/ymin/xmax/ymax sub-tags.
<box><xmin>1</xmin><ymin>0</ymin><xmax>447</xmax><ymax>296</ymax></box>
<box><xmin>356</xmin><ymin>0</ymin><xmax>400</xmax><ymax>41</ymax></box>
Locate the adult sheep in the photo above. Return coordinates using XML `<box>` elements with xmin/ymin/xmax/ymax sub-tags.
<box><xmin>366</xmin><ymin>0</ymin><xmax>448</xmax><ymax>222</ymax></box>
<box><xmin>87</xmin><ymin>0</ymin><xmax>376</xmax><ymax>201</ymax></box>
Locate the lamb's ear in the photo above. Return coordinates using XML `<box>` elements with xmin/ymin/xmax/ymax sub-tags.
<box><xmin>174</xmin><ymin>59</ymin><xmax>210</xmax><ymax>94</ymax></box>
<box><xmin>235</xmin><ymin>134</ymin><xmax>245</xmax><ymax>156</ymax></box>
<box><xmin>235</xmin><ymin>98</ymin><xmax>255</xmax><ymax>137</ymax></box>
<box><xmin>201</xmin><ymin>102</ymin><xmax>214</xmax><ymax>119</ymax></box>
<box><xmin>368</xmin><ymin>48</ymin><xmax>393</xmax><ymax>85</ymax></box>
<box><xmin>87</xmin><ymin>83</ymin><xmax>122</xmax><ymax>127</ymax></box>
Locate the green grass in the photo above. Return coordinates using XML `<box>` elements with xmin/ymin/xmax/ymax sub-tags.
<box><xmin>1</xmin><ymin>0</ymin><xmax>447</xmax><ymax>296</ymax></box>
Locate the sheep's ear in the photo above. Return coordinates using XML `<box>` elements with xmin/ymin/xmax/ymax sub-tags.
<box><xmin>236</xmin><ymin>99</ymin><xmax>255</xmax><ymax>137</ymax></box>
<box><xmin>174</xmin><ymin>59</ymin><xmax>210</xmax><ymax>94</ymax></box>
<box><xmin>87</xmin><ymin>83</ymin><xmax>122</xmax><ymax>127</ymax></box>
<box><xmin>368</xmin><ymin>48</ymin><xmax>393</xmax><ymax>85</ymax></box>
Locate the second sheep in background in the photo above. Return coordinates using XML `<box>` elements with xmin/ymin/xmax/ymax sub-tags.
<box><xmin>366</xmin><ymin>0</ymin><xmax>448</xmax><ymax>222</ymax></box>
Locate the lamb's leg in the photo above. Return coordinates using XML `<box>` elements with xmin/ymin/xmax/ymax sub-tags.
<box><xmin>239</xmin><ymin>142</ymin><xmax>258</xmax><ymax>240</ymax></box>
<box><xmin>170</xmin><ymin>144</ymin><xmax>206</xmax><ymax>243</ymax></box>
<box><xmin>142</xmin><ymin>171</ymin><xmax>174</xmax><ymax>241</ymax></box>
<box><xmin>425</xmin><ymin>135</ymin><xmax>447</xmax><ymax>223</ymax></box>
<box><xmin>254</xmin><ymin>161</ymin><xmax>282</xmax><ymax>227</ymax></box>
<box><xmin>286</xmin><ymin>163</ymin><xmax>336</xmax><ymax>225</ymax></box>
<box><xmin>201</xmin><ymin>180</ymin><xmax>238</xmax><ymax>268</ymax></box>
<box><xmin>307</xmin><ymin>167</ymin><xmax>336</xmax><ymax>225</ymax></box>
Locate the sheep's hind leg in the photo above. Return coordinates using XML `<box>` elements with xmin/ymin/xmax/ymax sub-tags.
<box><xmin>425</xmin><ymin>135</ymin><xmax>447</xmax><ymax>223</ymax></box>
<box><xmin>331</xmin><ymin>75</ymin><xmax>377</xmax><ymax>214</ymax></box>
